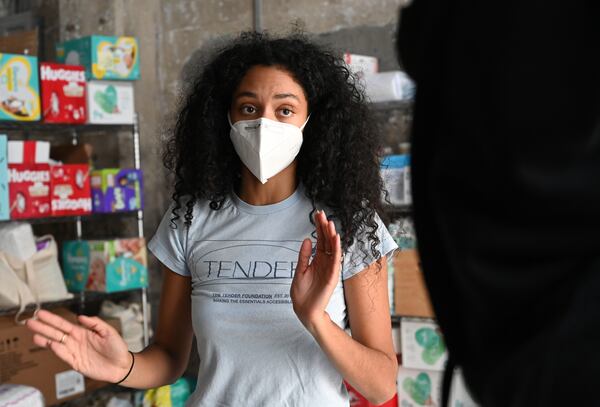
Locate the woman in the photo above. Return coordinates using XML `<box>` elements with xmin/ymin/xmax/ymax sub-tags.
<box><xmin>26</xmin><ymin>32</ymin><xmax>398</xmax><ymax>406</ymax></box>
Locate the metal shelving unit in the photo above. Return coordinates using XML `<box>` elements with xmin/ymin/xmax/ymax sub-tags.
<box><xmin>0</xmin><ymin>115</ymin><xmax>150</xmax><ymax>347</ymax></box>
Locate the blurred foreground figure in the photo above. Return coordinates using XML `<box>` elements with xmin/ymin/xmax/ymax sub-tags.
<box><xmin>397</xmin><ymin>2</ymin><xmax>600</xmax><ymax>406</ymax></box>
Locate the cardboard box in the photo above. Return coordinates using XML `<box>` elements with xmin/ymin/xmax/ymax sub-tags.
<box><xmin>0</xmin><ymin>28</ymin><xmax>39</xmax><ymax>56</ymax></box>
<box><xmin>56</xmin><ymin>35</ymin><xmax>139</xmax><ymax>80</ymax></box>
<box><xmin>397</xmin><ymin>367</ymin><xmax>442</xmax><ymax>407</ymax></box>
<box><xmin>0</xmin><ymin>53</ymin><xmax>41</xmax><ymax>121</ymax></box>
<box><xmin>343</xmin><ymin>53</ymin><xmax>379</xmax><ymax>78</ymax></box>
<box><xmin>62</xmin><ymin>237</ymin><xmax>148</xmax><ymax>293</ymax></box>
<box><xmin>393</xmin><ymin>249</ymin><xmax>435</xmax><ymax>318</ymax></box>
<box><xmin>87</xmin><ymin>80</ymin><xmax>135</xmax><ymax>124</ymax></box>
<box><xmin>0</xmin><ymin>135</ymin><xmax>8</xmax><ymax>220</ymax></box>
<box><xmin>40</xmin><ymin>63</ymin><xmax>86</xmax><ymax>124</ymax></box>
<box><xmin>7</xmin><ymin>141</ymin><xmax>51</xmax><ymax>219</ymax></box>
<box><xmin>0</xmin><ymin>308</ymin><xmax>114</xmax><ymax>406</ymax></box>
<box><xmin>381</xmin><ymin>154</ymin><xmax>411</xmax><ymax>206</ymax></box>
<box><xmin>401</xmin><ymin>318</ymin><xmax>448</xmax><ymax>372</ymax></box>
<box><xmin>91</xmin><ymin>168</ymin><xmax>143</xmax><ymax>213</ymax></box>
<box><xmin>50</xmin><ymin>144</ymin><xmax>92</xmax><ymax>217</ymax></box>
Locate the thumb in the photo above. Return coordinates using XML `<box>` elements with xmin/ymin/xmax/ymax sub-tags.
<box><xmin>295</xmin><ymin>239</ymin><xmax>313</xmax><ymax>275</ymax></box>
<box><xmin>78</xmin><ymin>315</ymin><xmax>113</xmax><ymax>338</ymax></box>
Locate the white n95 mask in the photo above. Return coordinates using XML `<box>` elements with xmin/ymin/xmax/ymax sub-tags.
<box><xmin>228</xmin><ymin>114</ymin><xmax>309</xmax><ymax>184</ymax></box>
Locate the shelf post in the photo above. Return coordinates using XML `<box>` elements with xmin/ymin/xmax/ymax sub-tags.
<box><xmin>133</xmin><ymin>113</ymin><xmax>150</xmax><ymax>347</ymax></box>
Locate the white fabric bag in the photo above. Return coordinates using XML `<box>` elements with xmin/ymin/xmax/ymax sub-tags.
<box><xmin>0</xmin><ymin>250</ymin><xmax>40</xmax><ymax>324</ymax></box>
<box><xmin>28</xmin><ymin>235</ymin><xmax>72</xmax><ymax>303</ymax></box>
<box><xmin>0</xmin><ymin>235</ymin><xmax>72</xmax><ymax>323</ymax></box>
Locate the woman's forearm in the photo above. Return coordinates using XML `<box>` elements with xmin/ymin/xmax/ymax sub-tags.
<box><xmin>119</xmin><ymin>343</ymin><xmax>188</xmax><ymax>389</ymax></box>
<box><xmin>310</xmin><ymin>313</ymin><xmax>398</xmax><ymax>405</ymax></box>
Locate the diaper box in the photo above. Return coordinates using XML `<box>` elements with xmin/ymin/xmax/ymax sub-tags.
<box><xmin>91</xmin><ymin>168</ymin><xmax>143</xmax><ymax>213</ymax></box>
<box><xmin>343</xmin><ymin>53</ymin><xmax>379</xmax><ymax>78</ymax></box>
<box><xmin>50</xmin><ymin>164</ymin><xmax>92</xmax><ymax>216</ymax></box>
<box><xmin>0</xmin><ymin>53</ymin><xmax>41</xmax><ymax>121</ymax></box>
<box><xmin>39</xmin><ymin>62</ymin><xmax>86</xmax><ymax>124</ymax></box>
<box><xmin>62</xmin><ymin>237</ymin><xmax>148</xmax><ymax>293</ymax></box>
<box><xmin>56</xmin><ymin>35</ymin><xmax>139</xmax><ymax>80</ymax></box>
<box><xmin>401</xmin><ymin>318</ymin><xmax>448</xmax><ymax>372</ymax></box>
<box><xmin>381</xmin><ymin>154</ymin><xmax>412</xmax><ymax>206</ymax></box>
<box><xmin>0</xmin><ymin>135</ymin><xmax>8</xmax><ymax>220</ymax></box>
<box><xmin>50</xmin><ymin>144</ymin><xmax>93</xmax><ymax>217</ymax></box>
<box><xmin>87</xmin><ymin>80</ymin><xmax>134</xmax><ymax>124</ymax></box>
<box><xmin>7</xmin><ymin>140</ymin><xmax>51</xmax><ymax>219</ymax></box>
<box><xmin>397</xmin><ymin>367</ymin><xmax>442</xmax><ymax>407</ymax></box>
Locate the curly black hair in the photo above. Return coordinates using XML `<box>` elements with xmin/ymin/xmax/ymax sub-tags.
<box><xmin>163</xmin><ymin>31</ymin><xmax>386</xmax><ymax>263</ymax></box>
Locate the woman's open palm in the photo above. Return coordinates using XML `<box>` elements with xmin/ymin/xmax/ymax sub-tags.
<box><xmin>25</xmin><ymin>309</ymin><xmax>132</xmax><ymax>383</ymax></box>
<box><xmin>291</xmin><ymin>210</ymin><xmax>342</xmax><ymax>333</ymax></box>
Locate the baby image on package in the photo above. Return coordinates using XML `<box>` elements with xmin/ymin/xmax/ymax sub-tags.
<box><xmin>62</xmin><ymin>237</ymin><xmax>148</xmax><ymax>293</ymax></box>
<box><xmin>0</xmin><ymin>53</ymin><xmax>41</xmax><ymax>121</ymax></box>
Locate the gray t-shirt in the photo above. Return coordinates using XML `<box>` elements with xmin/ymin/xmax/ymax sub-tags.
<box><xmin>147</xmin><ymin>185</ymin><xmax>397</xmax><ymax>407</ymax></box>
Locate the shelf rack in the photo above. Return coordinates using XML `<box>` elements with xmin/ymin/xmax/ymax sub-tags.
<box><xmin>0</xmin><ymin>115</ymin><xmax>150</xmax><ymax>347</ymax></box>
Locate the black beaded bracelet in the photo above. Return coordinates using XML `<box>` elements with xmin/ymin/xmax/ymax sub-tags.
<box><xmin>115</xmin><ymin>351</ymin><xmax>135</xmax><ymax>385</ymax></box>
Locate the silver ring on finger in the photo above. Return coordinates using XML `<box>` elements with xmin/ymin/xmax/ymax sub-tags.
<box><xmin>59</xmin><ymin>333</ymin><xmax>68</xmax><ymax>344</ymax></box>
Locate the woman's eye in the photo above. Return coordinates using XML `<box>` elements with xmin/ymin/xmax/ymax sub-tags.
<box><xmin>280</xmin><ymin>108</ymin><xmax>293</xmax><ymax>117</ymax></box>
<box><xmin>242</xmin><ymin>106</ymin><xmax>256</xmax><ymax>114</ymax></box>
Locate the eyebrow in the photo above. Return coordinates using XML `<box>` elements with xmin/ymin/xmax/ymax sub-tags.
<box><xmin>234</xmin><ymin>91</ymin><xmax>300</xmax><ymax>101</ymax></box>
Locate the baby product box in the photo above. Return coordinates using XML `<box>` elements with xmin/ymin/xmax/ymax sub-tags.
<box><xmin>381</xmin><ymin>154</ymin><xmax>412</xmax><ymax>206</ymax></box>
<box><xmin>0</xmin><ymin>135</ymin><xmax>8</xmax><ymax>220</ymax></box>
<box><xmin>0</xmin><ymin>308</ymin><xmax>118</xmax><ymax>405</ymax></box>
<box><xmin>401</xmin><ymin>318</ymin><xmax>448</xmax><ymax>372</ymax></box>
<box><xmin>397</xmin><ymin>367</ymin><xmax>442</xmax><ymax>407</ymax></box>
<box><xmin>7</xmin><ymin>140</ymin><xmax>51</xmax><ymax>219</ymax></box>
<box><xmin>39</xmin><ymin>62</ymin><xmax>86</xmax><ymax>124</ymax></box>
<box><xmin>0</xmin><ymin>53</ymin><xmax>41</xmax><ymax>121</ymax></box>
<box><xmin>62</xmin><ymin>237</ymin><xmax>148</xmax><ymax>293</ymax></box>
<box><xmin>87</xmin><ymin>80</ymin><xmax>134</xmax><ymax>124</ymax></box>
<box><xmin>343</xmin><ymin>53</ymin><xmax>379</xmax><ymax>78</ymax></box>
<box><xmin>449</xmin><ymin>368</ymin><xmax>480</xmax><ymax>407</ymax></box>
<box><xmin>56</xmin><ymin>35</ymin><xmax>139</xmax><ymax>80</ymax></box>
<box><xmin>91</xmin><ymin>168</ymin><xmax>143</xmax><ymax>213</ymax></box>
<box><xmin>50</xmin><ymin>164</ymin><xmax>92</xmax><ymax>216</ymax></box>
<box><xmin>50</xmin><ymin>144</ymin><xmax>93</xmax><ymax>217</ymax></box>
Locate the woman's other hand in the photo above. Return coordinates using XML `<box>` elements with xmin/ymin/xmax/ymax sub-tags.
<box><xmin>291</xmin><ymin>210</ymin><xmax>342</xmax><ymax>335</ymax></box>
<box><xmin>25</xmin><ymin>309</ymin><xmax>132</xmax><ymax>383</ymax></box>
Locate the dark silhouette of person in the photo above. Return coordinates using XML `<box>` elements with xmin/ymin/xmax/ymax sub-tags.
<box><xmin>397</xmin><ymin>2</ymin><xmax>600</xmax><ymax>406</ymax></box>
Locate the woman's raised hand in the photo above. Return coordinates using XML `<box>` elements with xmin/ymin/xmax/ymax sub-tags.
<box><xmin>291</xmin><ymin>210</ymin><xmax>342</xmax><ymax>335</ymax></box>
<box><xmin>25</xmin><ymin>309</ymin><xmax>132</xmax><ymax>383</ymax></box>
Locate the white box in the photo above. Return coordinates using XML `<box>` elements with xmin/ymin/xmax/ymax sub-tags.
<box><xmin>397</xmin><ymin>367</ymin><xmax>442</xmax><ymax>407</ymax></box>
<box><xmin>343</xmin><ymin>53</ymin><xmax>378</xmax><ymax>78</ymax></box>
<box><xmin>363</xmin><ymin>70</ymin><xmax>415</xmax><ymax>102</ymax></box>
<box><xmin>0</xmin><ymin>221</ymin><xmax>37</xmax><ymax>260</ymax></box>
<box><xmin>87</xmin><ymin>80</ymin><xmax>134</xmax><ymax>124</ymax></box>
<box><xmin>401</xmin><ymin>318</ymin><xmax>448</xmax><ymax>371</ymax></box>
<box><xmin>450</xmin><ymin>368</ymin><xmax>480</xmax><ymax>407</ymax></box>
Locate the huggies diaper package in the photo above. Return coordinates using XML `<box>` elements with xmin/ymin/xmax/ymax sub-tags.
<box><xmin>39</xmin><ymin>62</ymin><xmax>86</xmax><ymax>124</ymax></box>
<box><xmin>7</xmin><ymin>140</ymin><xmax>51</xmax><ymax>219</ymax></box>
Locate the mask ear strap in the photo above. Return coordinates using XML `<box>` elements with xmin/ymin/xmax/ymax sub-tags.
<box><xmin>227</xmin><ymin>112</ymin><xmax>234</xmax><ymax>127</ymax></box>
<box><xmin>300</xmin><ymin>114</ymin><xmax>311</xmax><ymax>131</ymax></box>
